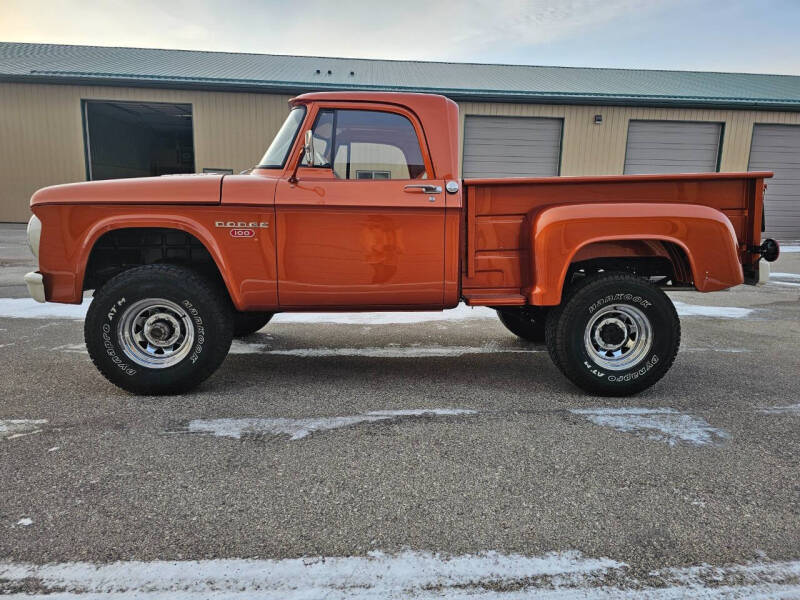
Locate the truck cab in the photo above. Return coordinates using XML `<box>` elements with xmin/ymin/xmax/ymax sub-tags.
<box><xmin>256</xmin><ymin>93</ymin><xmax>461</xmax><ymax>309</ymax></box>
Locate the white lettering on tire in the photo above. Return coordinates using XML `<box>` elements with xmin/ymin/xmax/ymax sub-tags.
<box><xmin>106</xmin><ymin>297</ymin><xmax>127</xmax><ymax>322</ymax></box>
<box><xmin>607</xmin><ymin>355</ymin><xmax>659</xmax><ymax>382</ymax></box>
<box><xmin>100</xmin><ymin>322</ymin><xmax>136</xmax><ymax>376</ymax></box>
<box><xmin>583</xmin><ymin>361</ymin><xmax>605</xmax><ymax>378</ymax></box>
<box><xmin>182</xmin><ymin>299</ymin><xmax>204</xmax><ymax>364</ymax></box>
<box><xmin>589</xmin><ymin>294</ymin><xmax>652</xmax><ymax>314</ymax></box>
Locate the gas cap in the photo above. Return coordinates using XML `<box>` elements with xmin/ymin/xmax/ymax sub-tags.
<box><xmin>445</xmin><ymin>181</ymin><xmax>459</xmax><ymax>194</ymax></box>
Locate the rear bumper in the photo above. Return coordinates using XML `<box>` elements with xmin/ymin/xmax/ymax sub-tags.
<box><xmin>24</xmin><ymin>271</ymin><xmax>46</xmax><ymax>303</ymax></box>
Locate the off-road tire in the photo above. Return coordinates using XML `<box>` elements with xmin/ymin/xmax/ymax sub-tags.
<box><xmin>496</xmin><ymin>307</ymin><xmax>549</xmax><ymax>343</ymax></box>
<box><xmin>233</xmin><ymin>311</ymin><xmax>274</xmax><ymax>337</ymax></box>
<box><xmin>85</xmin><ymin>264</ymin><xmax>233</xmax><ymax>395</ymax></box>
<box><xmin>545</xmin><ymin>273</ymin><xmax>680</xmax><ymax>396</ymax></box>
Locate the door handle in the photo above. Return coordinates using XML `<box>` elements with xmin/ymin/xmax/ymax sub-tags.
<box><xmin>404</xmin><ymin>184</ymin><xmax>442</xmax><ymax>194</ymax></box>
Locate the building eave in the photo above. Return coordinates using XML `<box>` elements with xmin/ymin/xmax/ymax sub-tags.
<box><xmin>3</xmin><ymin>72</ymin><xmax>800</xmax><ymax>112</ymax></box>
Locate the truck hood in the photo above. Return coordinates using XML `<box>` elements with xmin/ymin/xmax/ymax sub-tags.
<box><xmin>30</xmin><ymin>174</ymin><xmax>223</xmax><ymax>207</ymax></box>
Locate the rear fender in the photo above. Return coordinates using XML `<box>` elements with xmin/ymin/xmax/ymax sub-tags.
<box><xmin>527</xmin><ymin>202</ymin><xmax>743</xmax><ymax>305</ymax></box>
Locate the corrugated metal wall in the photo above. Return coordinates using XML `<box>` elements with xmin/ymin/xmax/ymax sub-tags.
<box><xmin>456</xmin><ymin>101</ymin><xmax>800</xmax><ymax>176</ymax></box>
<box><xmin>3</xmin><ymin>81</ymin><xmax>800</xmax><ymax>223</ymax></box>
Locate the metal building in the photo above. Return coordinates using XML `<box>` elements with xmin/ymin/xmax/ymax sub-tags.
<box><xmin>2</xmin><ymin>42</ymin><xmax>800</xmax><ymax>239</ymax></box>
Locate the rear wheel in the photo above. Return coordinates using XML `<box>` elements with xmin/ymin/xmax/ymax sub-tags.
<box><xmin>85</xmin><ymin>264</ymin><xmax>233</xmax><ymax>395</ymax></box>
<box><xmin>233</xmin><ymin>311</ymin><xmax>274</xmax><ymax>337</ymax></box>
<box><xmin>545</xmin><ymin>273</ymin><xmax>680</xmax><ymax>396</ymax></box>
<box><xmin>496</xmin><ymin>307</ymin><xmax>549</xmax><ymax>343</ymax></box>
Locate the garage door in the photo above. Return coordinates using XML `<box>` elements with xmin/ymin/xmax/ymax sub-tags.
<box><xmin>624</xmin><ymin>121</ymin><xmax>722</xmax><ymax>175</ymax></box>
<box><xmin>748</xmin><ymin>124</ymin><xmax>800</xmax><ymax>241</ymax></box>
<box><xmin>462</xmin><ymin>116</ymin><xmax>562</xmax><ymax>178</ymax></box>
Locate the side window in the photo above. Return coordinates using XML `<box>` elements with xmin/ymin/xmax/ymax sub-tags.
<box><xmin>303</xmin><ymin>110</ymin><xmax>334</xmax><ymax>167</ymax></box>
<box><xmin>309</xmin><ymin>109</ymin><xmax>428</xmax><ymax>180</ymax></box>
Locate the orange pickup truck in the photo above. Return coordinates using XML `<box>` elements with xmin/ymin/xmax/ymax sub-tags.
<box><xmin>25</xmin><ymin>92</ymin><xmax>779</xmax><ymax>396</ymax></box>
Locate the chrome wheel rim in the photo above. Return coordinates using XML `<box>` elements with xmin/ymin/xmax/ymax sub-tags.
<box><xmin>118</xmin><ymin>298</ymin><xmax>195</xmax><ymax>369</ymax></box>
<box><xmin>584</xmin><ymin>304</ymin><xmax>652</xmax><ymax>371</ymax></box>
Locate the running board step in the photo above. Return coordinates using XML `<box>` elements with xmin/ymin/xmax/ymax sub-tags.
<box><xmin>462</xmin><ymin>293</ymin><xmax>526</xmax><ymax>307</ymax></box>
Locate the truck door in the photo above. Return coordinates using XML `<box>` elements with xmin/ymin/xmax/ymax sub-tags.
<box><xmin>275</xmin><ymin>105</ymin><xmax>446</xmax><ymax>308</ymax></box>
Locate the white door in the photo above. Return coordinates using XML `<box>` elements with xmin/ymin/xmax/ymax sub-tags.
<box><xmin>749</xmin><ymin>124</ymin><xmax>800</xmax><ymax>241</ymax></box>
<box><xmin>462</xmin><ymin>116</ymin><xmax>562</xmax><ymax>178</ymax></box>
<box><xmin>624</xmin><ymin>120</ymin><xmax>722</xmax><ymax>175</ymax></box>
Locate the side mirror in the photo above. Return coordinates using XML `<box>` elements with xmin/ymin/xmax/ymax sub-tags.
<box><xmin>304</xmin><ymin>130</ymin><xmax>315</xmax><ymax>167</ymax></box>
<box><xmin>289</xmin><ymin>130</ymin><xmax>313</xmax><ymax>184</ymax></box>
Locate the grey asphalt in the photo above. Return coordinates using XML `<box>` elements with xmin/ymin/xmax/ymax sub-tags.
<box><xmin>0</xmin><ymin>223</ymin><xmax>798</xmax><ymax>579</ymax></box>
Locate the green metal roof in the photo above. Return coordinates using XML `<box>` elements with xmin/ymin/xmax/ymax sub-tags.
<box><xmin>2</xmin><ymin>42</ymin><xmax>800</xmax><ymax>110</ymax></box>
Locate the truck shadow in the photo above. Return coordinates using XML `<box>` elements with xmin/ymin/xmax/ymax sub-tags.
<box><xmin>213</xmin><ymin>347</ymin><xmax>566</xmax><ymax>396</ymax></box>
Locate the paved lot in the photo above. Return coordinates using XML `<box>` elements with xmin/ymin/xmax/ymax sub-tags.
<box><xmin>0</xmin><ymin>222</ymin><xmax>798</xmax><ymax>597</ymax></box>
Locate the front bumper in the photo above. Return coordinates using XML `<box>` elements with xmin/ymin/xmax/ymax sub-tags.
<box><xmin>24</xmin><ymin>271</ymin><xmax>46</xmax><ymax>303</ymax></box>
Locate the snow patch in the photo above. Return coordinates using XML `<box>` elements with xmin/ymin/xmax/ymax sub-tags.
<box><xmin>570</xmin><ymin>408</ymin><xmax>729</xmax><ymax>447</ymax></box>
<box><xmin>271</xmin><ymin>303</ymin><xmax>496</xmax><ymax>324</ymax></box>
<box><xmin>672</xmin><ymin>301</ymin><xmax>754</xmax><ymax>318</ymax></box>
<box><xmin>758</xmin><ymin>403</ymin><xmax>800</xmax><ymax>415</ymax></box>
<box><xmin>0</xmin><ymin>297</ymin><xmax>761</xmax><ymax>323</ymax></box>
<box><xmin>1</xmin><ymin>299</ymin><xmax>495</xmax><ymax>323</ymax></box>
<box><xmin>682</xmin><ymin>347</ymin><xmax>750</xmax><ymax>353</ymax></box>
<box><xmin>770</xmin><ymin>272</ymin><xmax>800</xmax><ymax>280</ymax></box>
<box><xmin>185</xmin><ymin>409</ymin><xmax>477</xmax><ymax>441</ymax></box>
<box><xmin>60</xmin><ymin>341</ymin><xmax>542</xmax><ymax>357</ymax></box>
<box><xmin>53</xmin><ymin>344</ymin><xmax>86</xmax><ymax>353</ymax></box>
<box><xmin>2</xmin><ymin>552</ymin><xmax>800</xmax><ymax>599</ymax></box>
<box><xmin>0</xmin><ymin>550</ymin><xmax>621</xmax><ymax>598</ymax></box>
<box><xmin>15</xmin><ymin>518</ymin><xmax>32</xmax><ymax>527</ymax></box>
<box><xmin>229</xmin><ymin>341</ymin><xmax>542</xmax><ymax>357</ymax></box>
<box><xmin>657</xmin><ymin>559</ymin><xmax>800</xmax><ymax>591</ymax></box>
<box><xmin>778</xmin><ymin>244</ymin><xmax>800</xmax><ymax>253</ymax></box>
<box><xmin>0</xmin><ymin>419</ymin><xmax>47</xmax><ymax>440</ymax></box>
<box><xmin>0</xmin><ymin>298</ymin><xmax>88</xmax><ymax>319</ymax></box>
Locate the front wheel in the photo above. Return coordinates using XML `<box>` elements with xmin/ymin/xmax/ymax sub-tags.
<box><xmin>85</xmin><ymin>265</ymin><xmax>234</xmax><ymax>395</ymax></box>
<box><xmin>545</xmin><ymin>273</ymin><xmax>680</xmax><ymax>396</ymax></box>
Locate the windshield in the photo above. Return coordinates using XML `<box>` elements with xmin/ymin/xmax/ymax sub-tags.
<box><xmin>257</xmin><ymin>106</ymin><xmax>306</xmax><ymax>168</ymax></box>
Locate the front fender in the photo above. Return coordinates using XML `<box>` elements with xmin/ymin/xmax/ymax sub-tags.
<box><xmin>528</xmin><ymin>203</ymin><xmax>743</xmax><ymax>306</ymax></box>
<box><xmin>33</xmin><ymin>204</ymin><xmax>277</xmax><ymax>310</ymax></box>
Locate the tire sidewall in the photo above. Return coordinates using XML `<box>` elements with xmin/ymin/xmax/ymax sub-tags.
<box><xmin>86</xmin><ymin>270</ymin><xmax>228</xmax><ymax>393</ymax></box>
<box><xmin>563</xmin><ymin>283</ymin><xmax>678</xmax><ymax>392</ymax></box>
<box><xmin>497</xmin><ymin>307</ymin><xmax>547</xmax><ymax>342</ymax></box>
<box><xmin>233</xmin><ymin>311</ymin><xmax>274</xmax><ymax>337</ymax></box>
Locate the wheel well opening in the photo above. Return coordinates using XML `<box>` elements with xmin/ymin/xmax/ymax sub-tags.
<box><xmin>84</xmin><ymin>228</ymin><xmax>225</xmax><ymax>292</ymax></box>
<box><xmin>567</xmin><ymin>240</ymin><xmax>693</xmax><ymax>288</ymax></box>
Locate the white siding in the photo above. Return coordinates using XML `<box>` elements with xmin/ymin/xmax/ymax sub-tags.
<box><xmin>624</xmin><ymin>121</ymin><xmax>722</xmax><ymax>174</ymax></box>
<box><xmin>749</xmin><ymin>124</ymin><xmax>800</xmax><ymax>240</ymax></box>
<box><xmin>462</xmin><ymin>115</ymin><xmax>562</xmax><ymax>177</ymax></box>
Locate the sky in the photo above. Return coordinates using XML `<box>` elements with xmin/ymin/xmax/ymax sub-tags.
<box><xmin>2</xmin><ymin>0</ymin><xmax>800</xmax><ymax>75</ymax></box>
